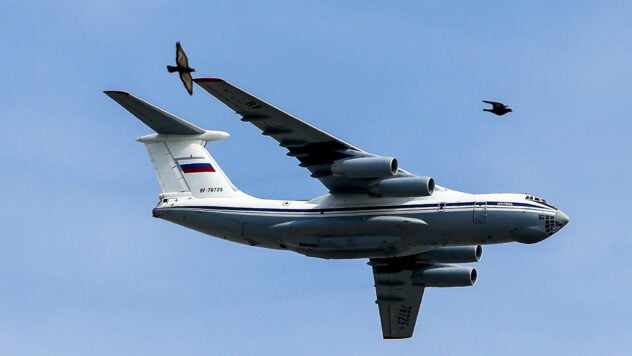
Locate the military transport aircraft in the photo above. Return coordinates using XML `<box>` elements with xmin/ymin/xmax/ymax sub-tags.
<box><xmin>104</xmin><ymin>78</ymin><xmax>569</xmax><ymax>339</ymax></box>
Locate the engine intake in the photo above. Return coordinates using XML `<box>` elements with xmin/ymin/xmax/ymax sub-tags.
<box><xmin>331</xmin><ymin>157</ymin><xmax>398</xmax><ymax>178</ymax></box>
<box><xmin>370</xmin><ymin>176</ymin><xmax>435</xmax><ymax>197</ymax></box>
<box><xmin>411</xmin><ymin>265</ymin><xmax>477</xmax><ymax>287</ymax></box>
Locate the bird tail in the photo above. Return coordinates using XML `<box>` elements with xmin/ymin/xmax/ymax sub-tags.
<box><xmin>166</xmin><ymin>65</ymin><xmax>178</xmax><ymax>73</ymax></box>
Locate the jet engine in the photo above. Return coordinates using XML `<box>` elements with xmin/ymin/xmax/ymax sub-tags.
<box><xmin>411</xmin><ymin>265</ymin><xmax>477</xmax><ymax>287</ymax></box>
<box><xmin>331</xmin><ymin>157</ymin><xmax>398</xmax><ymax>178</ymax></box>
<box><xmin>369</xmin><ymin>176</ymin><xmax>435</xmax><ymax>197</ymax></box>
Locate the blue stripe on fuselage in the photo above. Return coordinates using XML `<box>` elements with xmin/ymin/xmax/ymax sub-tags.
<box><xmin>162</xmin><ymin>201</ymin><xmax>552</xmax><ymax>215</ymax></box>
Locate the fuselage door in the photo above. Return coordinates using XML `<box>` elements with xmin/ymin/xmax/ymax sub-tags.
<box><xmin>473</xmin><ymin>201</ymin><xmax>487</xmax><ymax>224</ymax></box>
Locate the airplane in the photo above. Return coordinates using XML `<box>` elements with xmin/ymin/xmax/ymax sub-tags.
<box><xmin>104</xmin><ymin>78</ymin><xmax>569</xmax><ymax>339</ymax></box>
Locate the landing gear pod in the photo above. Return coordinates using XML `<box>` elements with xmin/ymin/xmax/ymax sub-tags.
<box><xmin>414</xmin><ymin>246</ymin><xmax>482</xmax><ymax>263</ymax></box>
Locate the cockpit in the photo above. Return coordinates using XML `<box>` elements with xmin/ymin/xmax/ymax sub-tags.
<box><xmin>525</xmin><ymin>194</ymin><xmax>557</xmax><ymax>209</ymax></box>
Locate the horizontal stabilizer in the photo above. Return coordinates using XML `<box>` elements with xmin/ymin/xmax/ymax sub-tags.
<box><xmin>104</xmin><ymin>91</ymin><xmax>204</xmax><ymax>135</ymax></box>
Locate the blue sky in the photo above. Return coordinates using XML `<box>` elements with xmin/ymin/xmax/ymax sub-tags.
<box><xmin>1</xmin><ymin>1</ymin><xmax>631</xmax><ymax>355</ymax></box>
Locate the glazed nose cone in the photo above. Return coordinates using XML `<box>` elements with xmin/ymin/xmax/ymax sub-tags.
<box><xmin>555</xmin><ymin>209</ymin><xmax>570</xmax><ymax>228</ymax></box>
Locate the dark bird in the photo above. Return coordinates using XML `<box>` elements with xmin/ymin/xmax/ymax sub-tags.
<box><xmin>482</xmin><ymin>100</ymin><xmax>512</xmax><ymax>116</ymax></box>
<box><xmin>167</xmin><ymin>42</ymin><xmax>195</xmax><ymax>95</ymax></box>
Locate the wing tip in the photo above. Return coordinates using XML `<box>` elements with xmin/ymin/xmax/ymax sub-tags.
<box><xmin>383</xmin><ymin>336</ymin><xmax>410</xmax><ymax>340</ymax></box>
<box><xmin>193</xmin><ymin>77</ymin><xmax>225</xmax><ymax>83</ymax></box>
<box><xmin>104</xmin><ymin>90</ymin><xmax>130</xmax><ymax>96</ymax></box>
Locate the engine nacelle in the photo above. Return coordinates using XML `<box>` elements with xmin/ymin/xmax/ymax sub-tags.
<box><xmin>415</xmin><ymin>245</ymin><xmax>482</xmax><ymax>263</ymax></box>
<box><xmin>331</xmin><ymin>157</ymin><xmax>398</xmax><ymax>178</ymax></box>
<box><xmin>370</xmin><ymin>176</ymin><xmax>435</xmax><ymax>197</ymax></box>
<box><xmin>411</xmin><ymin>265</ymin><xmax>477</xmax><ymax>287</ymax></box>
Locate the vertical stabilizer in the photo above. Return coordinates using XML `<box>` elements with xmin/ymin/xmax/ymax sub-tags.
<box><xmin>105</xmin><ymin>90</ymin><xmax>239</xmax><ymax>198</ymax></box>
<box><xmin>141</xmin><ymin>138</ymin><xmax>238</xmax><ymax>198</ymax></box>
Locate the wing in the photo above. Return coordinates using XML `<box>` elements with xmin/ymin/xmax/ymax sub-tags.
<box><xmin>179</xmin><ymin>72</ymin><xmax>193</xmax><ymax>95</ymax></box>
<box><xmin>104</xmin><ymin>91</ymin><xmax>204</xmax><ymax>134</ymax></box>
<box><xmin>482</xmin><ymin>100</ymin><xmax>501</xmax><ymax>105</ymax></box>
<box><xmin>194</xmin><ymin>78</ymin><xmax>414</xmax><ymax>194</ymax></box>
<box><xmin>176</xmin><ymin>42</ymin><xmax>189</xmax><ymax>67</ymax></box>
<box><xmin>370</xmin><ymin>257</ymin><xmax>425</xmax><ymax>339</ymax></box>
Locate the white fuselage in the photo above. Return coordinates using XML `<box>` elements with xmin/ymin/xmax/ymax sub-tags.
<box><xmin>152</xmin><ymin>186</ymin><xmax>568</xmax><ymax>259</ymax></box>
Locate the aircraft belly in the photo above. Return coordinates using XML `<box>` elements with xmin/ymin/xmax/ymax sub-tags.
<box><xmin>153</xmin><ymin>206</ymin><xmax>545</xmax><ymax>257</ymax></box>
<box><xmin>242</xmin><ymin>210</ymin><xmax>485</xmax><ymax>258</ymax></box>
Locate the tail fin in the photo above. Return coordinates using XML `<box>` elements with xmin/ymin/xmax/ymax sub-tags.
<box><xmin>104</xmin><ymin>90</ymin><xmax>239</xmax><ymax>199</ymax></box>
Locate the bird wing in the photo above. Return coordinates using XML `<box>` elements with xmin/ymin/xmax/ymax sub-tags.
<box><xmin>176</xmin><ymin>42</ymin><xmax>190</xmax><ymax>68</ymax></box>
<box><xmin>482</xmin><ymin>100</ymin><xmax>501</xmax><ymax>105</ymax></box>
<box><xmin>179</xmin><ymin>72</ymin><xmax>193</xmax><ymax>95</ymax></box>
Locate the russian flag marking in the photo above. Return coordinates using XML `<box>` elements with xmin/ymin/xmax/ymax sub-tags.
<box><xmin>180</xmin><ymin>163</ymin><xmax>215</xmax><ymax>173</ymax></box>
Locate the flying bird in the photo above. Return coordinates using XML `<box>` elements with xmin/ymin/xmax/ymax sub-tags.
<box><xmin>482</xmin><ymin>100</ymin><xmax>512</xmax><ymax>116</ymax></box>
<box><xmin>167</xmin><ymin>42</ymin><xmax>195</xmax><ymax>95</ymax></box>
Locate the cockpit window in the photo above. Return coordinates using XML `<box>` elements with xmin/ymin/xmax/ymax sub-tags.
<box><xmin>525</xmin><ymin>195</ymin><xmax>556</xmax><ymax>209</ymax></box>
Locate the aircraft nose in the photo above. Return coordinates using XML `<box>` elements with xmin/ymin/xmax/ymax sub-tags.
<box><xmin>555</xmin><ymin>209</ymin><xmax>570</xmax><ymax>228</ymax></box>
<box><xmin>514</xmin><ymin>208</ymin><xmax>569</xmax><ymax>244</ymax></box>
